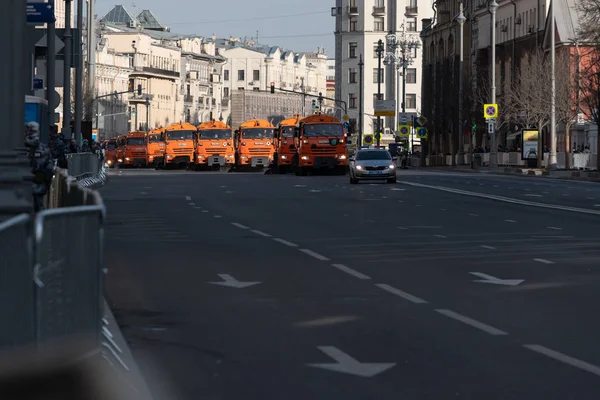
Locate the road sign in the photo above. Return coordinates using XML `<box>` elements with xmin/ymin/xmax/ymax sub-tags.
<box><xmin>27</xmin><ymin>2</ymin><xmax>55</xmax><ymax>24</ymax></box>
<box><xmin>487</xmin><ymin>122</ymin><xmax>495</xmax><ymax>134</ymax></box>
<box><xmin>484</xmin><ymin>103</ymin><xmax>498</xmax><ymax>119</ymax></box>
<box><xmin>363</xmin><ymin>134</ymin><xmax>374</xmax><ymax>145</ymax></box>
<box><xmin>374</xmin><ymin>100</ymin><xmax>396</xmax><ymax>117</ymax></box>
<box><xmin>416</xmin><ymin>127</ymin><xmax>428</xmax><ymax>139</ymax></box>
<box><xmin>414</xmin><ymin>116</ymin><xmax>427</xmax><ymax>127</ymax></box>
<box><xmin>398</xmin><ymin>125</ymin><xmax>410</xmax><ymax>137</ymax></box>
<box><xmin>343</xmin><ymin>114</ymin><xmax>349</xmax><ymax>121</ymax></box>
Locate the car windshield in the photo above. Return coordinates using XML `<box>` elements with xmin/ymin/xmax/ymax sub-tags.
<box><xmin>167</xmin><ymin>130</ymin><xmax>195</xmax><ymax>140</ymax></box>
<box><xmin>148</xmin><ymin>135</ymin><xmax>162</xmax><ymax>143</ymax></box>
<box><xmin>303</xmin><ymin>123</ymin><xmax>344</xmax><ymax>137</ymax></box>
<box><xmin>199</xmin><ymin>129</ymin><xmax>232</xmax><ymax>140</ymax></box>
<box><xmin>126</xmin><ymin>137</ymin><xmax>145</xmax><ymax>146</ymax></box>
<box><xmin>241</xmin><ymin>128</ymin><xmax>274</xmax><ymax>139</ymax></box>
<box><xmin>280</xmin><ymin>126</ymin><xmax>295</xmax><ymax>138</ymax></box>
<box><xmin>355</xmin><ymin>150</ymin><xmax>392</xmax><ymax>161</ymax></box>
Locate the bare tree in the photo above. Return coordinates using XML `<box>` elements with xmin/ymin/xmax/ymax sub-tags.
<box><xmin>576</xmin><ymin>0</ymin><xmax>600</xmax><ymax>44</ymax></box>
<box><xmin>474</xmin><ymin>65</ymin><xmax>515</xmax><ymax>134</ymax></box>
<box><xmin>578</xmin><ymin>49</ymin><xmax>600</xmax><ymax>168</ymax></box>
<box><xmin>70</xmin><ymin>75</ymin><xmax>96</xmax><ymax>121</ymax></box>
<box><xmin>553</xmin><ymin>48</ymin><xmax>578</xmax><ymax>167</ymax></box>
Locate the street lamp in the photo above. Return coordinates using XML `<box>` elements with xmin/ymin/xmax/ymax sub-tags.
<box><xmin>456</xmin><ymin>3</ymin><xmax>467</xmax><ymax>165</ymax></box>
<box><xmin>549</xmin><ymin>0</ymin><xmax>557</xmax><ymax>169</ymax></box>
<box><xmin>489</xmin><ymin>0</ymin><xmax>498</xmax><ymax>168</ymax></box>
<box><xmin>358</xmin><ymin>54</ymin><xmax>364</xmax><ymax>148</ymax></box>
<box><xmin>375</xmin><ymin>39</ymin><xmax>384</xmax><ymax>147</ymax></box>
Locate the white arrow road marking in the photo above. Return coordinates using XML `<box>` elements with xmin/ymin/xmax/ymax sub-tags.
<box><xmin>470</xmin><ymin>272</ymin><xmax>524</xmax><ymax>286</ymax></box>
<box><xmin>390</xmin><ymin>188</ymin><xmax>406</xmax><ymax>191</ymax></box>
<box><xmin>208</xmin><ymin>274</ymin><xmax>261</xmax><ymax>288</ymax></box>
<box><xmin>307</xmin><ymin>346</ymin><xmax>396</xmax><ymax>377</ymax></box>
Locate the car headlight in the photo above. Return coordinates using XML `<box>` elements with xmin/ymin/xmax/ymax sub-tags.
<box><xmin>388</xmin><ymin>164</ymin><xmax>395</xmax><ymax>169</ymax></box>
<box><xmin>280</xmin><ymin>155</ymin><xmax>288</xmax><ymax>159</ymax></box>
<box><xmin>338</xmin><ymin>155</ymin><xmax>346</xmax><ymax>159</ymax></box>
<box><xmin>356</xmin><ymin>165</ymin><xmax>363</xmax><ymax>170</ymax></box>
<box><xmin>301</xmin><ymin>155</ymin><xmax>309</xmax><ymax>160</ymax></box>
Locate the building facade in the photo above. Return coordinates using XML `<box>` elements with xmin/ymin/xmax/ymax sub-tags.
<box><xmin>332</xmin><ymin>0</ymin><xmax>434</xmax><ymax>140</ymax></box>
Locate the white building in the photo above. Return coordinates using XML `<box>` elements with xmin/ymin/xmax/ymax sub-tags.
<box><xmin>332</xmin><ymin>0</ymin><xmax>434</xmax><ymax>139</ymax></box>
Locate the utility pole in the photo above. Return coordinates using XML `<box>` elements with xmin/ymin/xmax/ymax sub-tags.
<box><xmin>0</xmin><ymin>0</ymin><xmax>32</xmax><ymax>218</ymax></box>
<box><xmin>47</xmin><ymin>0</ymin><xmax>57</xmax><ymax>127</ymax></box>
<box><xmin>489</xmin><ymin>0</ymin><xmax>498</xmax><ymax>167</ymax></box>
<box><xmin>74</xmin><ymin>0</ymin><xmax>84</xmax><ymax>143</ymax></box>
<box><xmin>457</xmin><ymin>3</ymin><xmax>466</xmax><ymax>165</ymax></box>
<box><xmin>549</xmin><ymin>0</ymin><xmax>557</xmax><ymax>169</ymax></box>
<box><xmin>62</xmin><ymin>0</ymin><xmax>73</xmax><ymax>138</ymax></box>
<box><xmin>376</xmin><ymin>39</ymin><xmax>384</xmax><ymax>147</ymax></box>
<box><xmin>358</xmin><ymin>54</ymin><xmax>364</xmax><ymax>148</ymax></box>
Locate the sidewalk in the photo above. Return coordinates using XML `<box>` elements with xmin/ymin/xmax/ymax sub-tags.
<box><xmin>415</xmin><ymin>165</ymin><xmax>600</xmax><ymax>182</ymax></box>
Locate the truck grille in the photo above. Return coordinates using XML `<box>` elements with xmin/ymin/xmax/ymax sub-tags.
<box><xmin>131</xmin><ymin>152</ymin><xmax>146</xmax><ymax>157</ymax></box>
<box><xmin>249</xmin><ymin>148</ymin><xmax>271</xmax><ymax>153</ymax></box>
<box><xmin>311</xmin><ymin>148</ymin><xmax>337</xmax><ymax>154</ymax></box>
<box><xmin>206</xmin><ymin>148</ymin><xmax>226</xmax><ymax>155</ymax></box>
<box><xmin>172</xmin><ymin>148</ymin><xmax>193</xmax><ymax>154</ymax></box>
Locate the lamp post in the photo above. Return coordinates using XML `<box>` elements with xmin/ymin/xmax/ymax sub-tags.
<box><xmin>358</xmin><ymin>54</ymin><xmax>364</xmax><ymax>147</ymax></box>
<box><xmin>489</xmin><ymin>0</ymin><xmax>498</xmax><ymax>168</ymax></box>
<box><xmin>456</xmin><ymin>3</ymin><xmax>467</xmax><ymax>165</ymax></box>
<box><xmin>145</xmin><ymin>97</ymin><xmax>150</xmax><ymax>132</ymax></box>
<box><xmin>376</xmin><ymin>39</ymin><xmax>384</xmax><ymax>147</ymax></box>
<box><xmin>549</xmin><ymin>0</ymin><xmax>557</xmax><ymax>169</ymax></box>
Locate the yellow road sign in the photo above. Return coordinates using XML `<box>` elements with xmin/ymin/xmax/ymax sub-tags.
<box><xmin>343</xmin><ymin>114</ymin><xmax>349</xmax><ymax>121</ymax></box>
<box><xmin>416</xmin><ymin>127</ymin><xmax>428</xmax><ymax>139</ymax></box>
<box><xmin>363</xmin><ymin>134</ymin><xmax>374</xmax><ymax>146</ymax></box>
<box><xmin>483</xmin><ymin>103</ymin><xmax>498</xmax><ymax>119</ymax></box>
<box><xmin>398</xmin><ymin>125</ymin><xmax>410</xmax><ymax>137</ymax></box>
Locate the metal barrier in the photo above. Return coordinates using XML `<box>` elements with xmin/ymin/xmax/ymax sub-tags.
<box><xmin>34</xmin><ymin>204</ymin><xmax>105</xmax><ymax>352</ymax></box>
<box><xmin>66</xmin><ymin>153</ymin><xmax>102</xmax><ymax>178</ymax></box>
<box><xmin>0</xmin><ymin>214</ymin><xmax>35</xmax><ymax>347</ymax></box>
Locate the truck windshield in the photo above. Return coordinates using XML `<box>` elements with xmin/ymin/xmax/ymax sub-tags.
<box><xmin>241</xmin><ymin>128</ymin><xmax>274</xmax><ymax>139</ymax></box>
<box><xmin>303</xmin><ymin>123</ymin><xmax>344</xmax><ymax>137</ymax></box>
<box><xmin>148</xmin><ymin>135</ymin><xmax>162</xmax><ymax>143</ymax></box>
<box><xmin>167</xmin><ymin>130</ymin><xmax>195</xmax><ymax>140</ymax></box>
<box><xmin>199</xmin><ymin>129</ymin><xmax>231</xmax><ymax>140</ymax></box>
<box><xmin>106</xmin><ymin>143</ymin><xmax>116</xmax><ymax>150</ymax></box>
<box><xmin>127</xmin><ymin>137</ymin><xmax>145</xmax><ymax>145</ymax></box>
<box><xmin>280</xmin><ymin>126</ymin><xmax>295</xmax><ymax>138</ymax></box>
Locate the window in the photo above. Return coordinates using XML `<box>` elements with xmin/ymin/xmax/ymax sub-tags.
<box><xmin>224</xmin><ymin>70</ymin><xmax>230</xmax><ymax>81</ymax></box>
<box><xmin>374</xmin><ymin>17</ymin><xmax>385</xmax><ymax>31</ymax></box>
<box><xmin>348</xmin><ymin>68</ymin><xmax>357</xmax><ymax>83</ymax></box>
<box><xmin>224</xmin><ymin>87</ymin><xmax>229</xmax><ymax>97</ymax></box>
<box><xmin>411</xmin><ymin>47</ymin><xmax>418</xmax><ymax>58</ymax></box>
<box><xmin>349</xmin><ymin>93</ymin><xmax>357</xmax><ymax>109</ymax></box>
<box><xmin>253</xmin><ymin>70</ymin><xmax>260</xmax><ymax>81</ymax></box>
<box><xmin>373</xmin><ymin>68</ymin><xmax>384</xmax><ymax>84</ymax></box>
<box><xmin>349</xmin><ymin>42</ymin><xmax>357</xmax><ymax>58</ymax></box>
<box><xmin>407</xmin><ymin>17</ymin><xmax>417</xmax><ymax>32</ymax></box>
<box><xmin>237</xmin><ymin>70</ymin><xmax>245</xmax><ymax>81</ymax></box>
<box><xmin>405</xmin><ymin>94</ymin><xmax>417</xmax><ymax>109</ymax></box>
<box><xmin>349</xmin><ymin>17</ymin><xmax>357</xmax><ymax>31</ymax></box>
<box><xmin>406</xmin><ymin>68</ymin><xmax>417</xmax><ymax>84</ymax></box>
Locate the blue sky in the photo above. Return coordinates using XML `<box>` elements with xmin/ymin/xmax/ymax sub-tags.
<box><xmin>96</xmin><ymin>1</ymin><xmax>335</xmax><ymax>54</ymax></box>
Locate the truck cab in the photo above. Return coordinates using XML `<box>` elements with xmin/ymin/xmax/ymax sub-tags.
<box><xmin>294</xmin><ymin>113</ymin><xmax>348</xmax><ymax>175</ymax></box>
<box><xmin>122</xmin><ymin>131</ymin><xmax>148</xmax><ymax>167</ymax></box>
<box><xmin>104</xmin><ymin>139</ymin><xmax>117</xmax><ymax>168</ymax></box>
<box><xmin>196</xmin><ymin>120</ymin><xmax>234</xmax><ymax>170</ymax></box>
<box><xmin>234</xmin><ymin>119</ymin><xmax>275</xmax><ymax>169</ymax></box>
<box><xmin>116</xmin><ymin>135</ymin><xmax>127</xmax><ymax>166</ymax></box>
<box><xmin>162</xmin><ymin>122</ymin><xmax>196</xmax><ymax>168</ymax></box>
<box><xmin>273</xmin><ymin>114</ymin><xmax>301</xmax><ymax>174</ymax></box>
<box><xmin>147</xmin><ymin>128</ymin><xmax>165</xmax><ymax>167</ymax></box>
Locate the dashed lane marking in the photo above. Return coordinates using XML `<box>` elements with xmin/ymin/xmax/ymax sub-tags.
<box><xmin>185</xmin><ymin>196</ymin><xmax>191</xmax><ymax>201</ymax></box>
<box><xmin>547</xmin><ymin>226</ymin><xmax>562</xmax><ymax>230</ymax></box>
<box><xmin>273</xmin><ymin>238</ymin><xmax>298</xmax><ymax>247</ymax></box>
<box><xmin>231</xmin><ymin>222</ymin><xmax>249</xmax><ymax>229</ymax></box>
<box><xmin>480</xmin><ymin>245</ymin><xmax>496</xmax><ymax>250</ymax></box>
<box><xmin>505</xmin><ymin>219</ymin><xmax>517</xmax><ymax>223</ymax></box>
<box><xmin>331</xmin><ymin>264</ymin><xmax>371</xmax><ymax>280</ymax></box>
<box><xmin>524</xmin><ymin>345</ymin><xmax>600</xmax><ymax>377</ymax></box>
<box><xmin>189</xmin><ymin>202</ymin><xmax>195</xmax><ymax>206</ymax></box>
<box><xmin>251</xmin><ymin>229</ymin><xmax>272</xmax><ymax>237</ymax></box>
<box><xmin>214</xmin><ymin>215</ymin><xmax>222</xmax><ymax>218</ymax></box>
<box><xmin>434</xmin><ymin>235</ymin><xmax>447</xmax><ymax>239</ymax></box>
<box><xmin>375</xmin><ymin>284</ymin><xmax>428</xmax><ymax>304</ymax></box>
<box><xmin>534</xmin><ymin>258</ymin><xmax>555</xmax><ymax>264</ymax></box>
<box><xmin>436</xmin><ymin>309</ymin><xmax>508</xmax><ymax>336</ymax></box>
<box><xmin>299</xmin><ymin>249</ymin><xmax>330</xmax><ymax>261</ymax></box>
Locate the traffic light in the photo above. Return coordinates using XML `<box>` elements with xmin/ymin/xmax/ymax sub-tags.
<box><xmin>270</xmin><ymin>82</ymin><xmax>275</xmax><ymax>94</ymax></box>
<box><xmin>311</xmin><ymin>99</ymin><xmax>317</xmax><ymax>109</ymax></box>
<box><xmin>137</xmin><ymin>84</ymin><xmax>142</xmax><ymax>96</ymax></box>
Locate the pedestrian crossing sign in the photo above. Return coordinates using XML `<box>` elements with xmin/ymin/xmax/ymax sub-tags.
<box><xmin>416</xmin><ymin>127</ymin><xmax>428</xmax><ymax>139</ymax></box>
<box><xmin>363</xmin><ymin>134</ymin><xmax>374</xmax><ymax>145</ymax></box>
<box><xmin>398</xmin><ymin>125</ymin><xmax>410</xmax><ymax>137</ymax></box>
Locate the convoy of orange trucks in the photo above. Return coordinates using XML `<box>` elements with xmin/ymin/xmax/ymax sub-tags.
<box><xmin>102</xmin><ymin>112</ymin><xmax>348</xmax><ymax>175</ymax></box>
<box><xmin>196</xmin><ymin>120</ymin><xmax>234</xmax><ymax>170</ymax></box>
<box><xmin>234</xmin><ymin>118</ymin><xmax>275</xmax><ymax>170</ymax></box>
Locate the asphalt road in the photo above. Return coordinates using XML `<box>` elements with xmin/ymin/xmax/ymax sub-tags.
<box><xmin>100</xmin><ymin>169</ymin><xmax>600</xmax><ymax>399</ymax></box>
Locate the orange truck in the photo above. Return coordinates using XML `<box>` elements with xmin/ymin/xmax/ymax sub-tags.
<box><xmin>162</xmin><ymin>122</ymin><xmax>196</xmax><ymax>168</ymax></box>
<box><xmin>147</xmin><ymin>127</ymin><xmax>165</xmax><ymax>167</ymax></box>
<box><xmin>293</xmin><ymin>113</ymin><xmax>348</xmax><ymax>175</ymax></box>
<box><xmin>116</xmin><ymin>135</ymin><xmax>127</xmax><ymax>166</ymax></box>
<box><xmin>104</xmin><ymin>139</ymin><xmax>117</xmax><ymax>168</ymax></box>
<box><xmin>122</xmin><ymin>131</ymin><xmax>148</xmax><ymax>167</ymax></box>
<box><xmin>195</xmin><ymin>120</ymin><xmax>234</xmax><ymax>170</ymax></box>
<box><xmin>234</xmin><ymin>118</ymin><xmax>275</xmax><ymax>169</ymax></box>
<box><xmin>273</xmin><ymin>114</ymin><xmax>301</xmax><ymax>174</ymax></box>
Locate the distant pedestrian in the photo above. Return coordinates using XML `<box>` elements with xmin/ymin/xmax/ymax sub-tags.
<box><xmin>25</xmin><ymin>122</ymin><xmax>54</xmax><ymax>212</ymax></box>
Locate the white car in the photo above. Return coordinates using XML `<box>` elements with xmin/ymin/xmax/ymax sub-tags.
<box><xmin>349</xmin><ymin>149</ymin><xmax>397</xmax><ymax>184</ymax></box>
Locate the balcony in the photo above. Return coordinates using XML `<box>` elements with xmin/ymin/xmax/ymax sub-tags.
<box><xmin>132</xmin><ymin>65</ymin><xmax>180</xmax><ymax>78</ymax></box>
<box><xmin>184</xmin><ymin>94</ymin><xmax>194</xmax><ymax>103</ymax></box>
<box><xmin>347</xmin><ymin>6</ymin><xmax>359</xmax><ymax>15</ymax></box>
<box><xmin>405</xmin><ymin>6</ymin><xmax>418</xmax><ymax>17</ymax></box>
<box><xmin>372</xmin><ymin>6</ymin><xmax>385</xmax><ymax>16</ymax></box>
